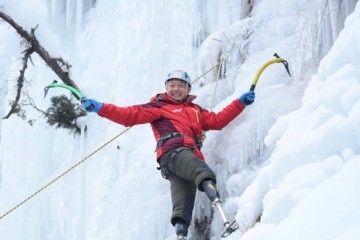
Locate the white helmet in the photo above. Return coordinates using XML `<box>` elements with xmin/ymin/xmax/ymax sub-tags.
<box><xmin>165</xmin><ymin>70</ymin><xmax>191</xmax><ymax>87</ymax></box>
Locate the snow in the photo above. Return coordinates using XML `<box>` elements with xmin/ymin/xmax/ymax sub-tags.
<box><xmin>0</xmin><ymin>0</ymin><xmax>359</xmax><ymax>240</ymax></box>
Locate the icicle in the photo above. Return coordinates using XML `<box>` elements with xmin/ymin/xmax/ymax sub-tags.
<box><xmin>76</xmin><ymin>0</ymin><xmax>84</xmax><ymax>36</ymax></box>
<box><xmin>51</xmin><ymin>0</ymin><xmax>56</xmax><ymax>19</ymax></box>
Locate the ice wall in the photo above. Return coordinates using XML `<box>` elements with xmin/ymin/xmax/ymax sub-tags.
<box><xmin>0</xmin><ymin>0</ymin><xmax>358</xmax><ymax>239</ymax></box>
<box><xmin>192</xmin><ymin>0</ymin><xmax>358</xmax><ymax>238</ymax></box>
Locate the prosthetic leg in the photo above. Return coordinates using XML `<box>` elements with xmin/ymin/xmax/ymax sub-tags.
<box><xmin>202</xmin><ymin>180</ymin><xmax>239</xmax><ymax>238</ymax></box>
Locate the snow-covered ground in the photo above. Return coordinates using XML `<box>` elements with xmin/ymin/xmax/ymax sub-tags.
<box><xmin>0</xmin><ymin>0</ymin><xmax>359</xmax><ymax>239</ymax></box>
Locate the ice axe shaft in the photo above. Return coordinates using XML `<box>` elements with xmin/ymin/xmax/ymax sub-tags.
<box><xmin>44</xmin><ymin>80</ymin><xmax>85</xmax><ymax>100</ymax></box>
<box><xmin>249</xmin><ymin>53</ymin><xmax>291</xmax><ymax>91</ymax></box>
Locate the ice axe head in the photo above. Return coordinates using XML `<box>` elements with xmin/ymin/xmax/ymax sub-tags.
<box><xmin>44</xmin><ymin>80</ymin><xmax>58</xmax><ymax>98</ymax></box>
<box><xmin>44</xmin><ymin>87</ymin><xmax>49</xmax><ymax>98</ymax></box>
<box><xmin>274</xmin><ymin>53</ymin><xmax>291</xmax><ymax>77</ymax></box>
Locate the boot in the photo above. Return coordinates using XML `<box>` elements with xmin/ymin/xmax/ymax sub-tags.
<box><xmin>202</xmin><ymin>179</ymin><xmax>220</xmax><ymax>203</ymax></box>
<box><xmin>176</xmin><ymin>236</ymin><xmax>187</xmax><ymax>240</ymax></box>
<box><xmin>175</xmin><ymin>221</ymin><xmax>188</xmax><ymax>239</ymax></box>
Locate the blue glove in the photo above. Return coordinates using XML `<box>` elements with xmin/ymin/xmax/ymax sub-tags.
<box><xmin>81</xmin><ymin>98</ymin><xmax>103</xmax><ymax>113</ymax></box>
<box><xmin>239</xmin><ymin>91</ymin><xmax>255</xmax><ymax>106</ymax></box>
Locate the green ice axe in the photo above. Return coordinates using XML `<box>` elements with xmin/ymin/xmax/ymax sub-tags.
<box><xmin>249</xmin><ymin>53</ymin><xmax>291</xmax><ymax>91</ymax></box>
<box><xmin>44</xmin><ymin>81</ymin><xmax>84</xmax><ymax>100</ymax></box>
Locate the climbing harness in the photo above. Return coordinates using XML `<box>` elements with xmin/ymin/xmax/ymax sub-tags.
<box><xmin>155</xmin><ymin>132</ymin><xmax>202</xmax><ymax>151</ymax></box>
<box><xmin>155</xmin><ymin>132</ymin><xmax>185</xmax><ymax>151</ymax></box>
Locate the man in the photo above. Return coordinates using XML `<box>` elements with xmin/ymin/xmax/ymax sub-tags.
<box><xmin>81</xmin><ymin>69</ymin><xmax>255</xmax><ymax>239</ymax></box>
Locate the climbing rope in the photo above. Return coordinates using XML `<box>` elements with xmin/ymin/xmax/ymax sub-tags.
<box><xmin>0</xmin><ymin>62</ymin><xmax>223</xmax><ymax>221</ymax></box>
<box><xmin>0</xmin><ymin>127</ymin><xmax>131</xmax><ymax>221</ymax></box>
<box><xmin>191</xmin><ymin>61</ymin><xmax>221</xmax><ymax>85</ymax></box>
<box><xmin>198</xmin><ymin>55</ymin><xmax>227</xmax><ymax>143</ymax></box>
<box><xmin>209</xmin><ymin>58</ymin><xmax>224</xmax><ymax>111</ymax></box>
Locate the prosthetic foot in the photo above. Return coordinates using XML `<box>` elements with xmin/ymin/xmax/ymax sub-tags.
<box><xmin>213</xmin><ymin>199</ymin><xmax>239</xmax><ymax>237</ymax></box>
<box><xmin>202</xmin><ymin>180</ymin><xmax>239</xmax><ymax>238</ymax></box>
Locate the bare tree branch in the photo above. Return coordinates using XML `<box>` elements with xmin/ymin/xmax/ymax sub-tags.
<box><xmin>0</xmin><ymin>10</ymin><xmax>32</xmax><ymax>42</ymax></box>
<box><xmin>3</xmin><ymin>47</ymin><xmax>34</xmax><ymax>119</ymax></box>
<box><xmin>24</xmin><ymin>94</ymin><xmax>49</xmax><ymax>117</ymax></box>
<box><xmin>0</xmin><ymin>10</ymin><xmax>81</xmax><ymax>119</ymax></box>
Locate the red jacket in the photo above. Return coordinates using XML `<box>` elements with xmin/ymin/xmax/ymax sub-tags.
<box><xmin>98</xmin><ymin>93</ymin><xmax>245</xmax><ymax>161</ymax></box>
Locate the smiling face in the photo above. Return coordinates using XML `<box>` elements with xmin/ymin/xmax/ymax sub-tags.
<box><xmin>165</xmin><ymin>79</ymin><xmax>191</xmax><ymax>101</ymax></box>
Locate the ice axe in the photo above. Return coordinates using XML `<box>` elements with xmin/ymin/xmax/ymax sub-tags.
<box><xmin>43</xmin><ymin>81</ymin><xmax>98</xmax><ymax>111</ymax></box>
<box><xmin>249</xmin><ymin>53</ymin><xmax>291</xmax><ymax>91</ymax></box>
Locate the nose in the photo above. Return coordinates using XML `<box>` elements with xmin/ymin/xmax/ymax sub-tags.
<box><xmin>172</xmin><ymin>84</ymin><xmax>182</xmax><ymax>91</ymax></box>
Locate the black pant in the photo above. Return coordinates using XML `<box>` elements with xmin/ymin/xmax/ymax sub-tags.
<box><xmin>159</xmin><ymin>147</ymin><xmax>217</xmax><ymax>226</ymax></box>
